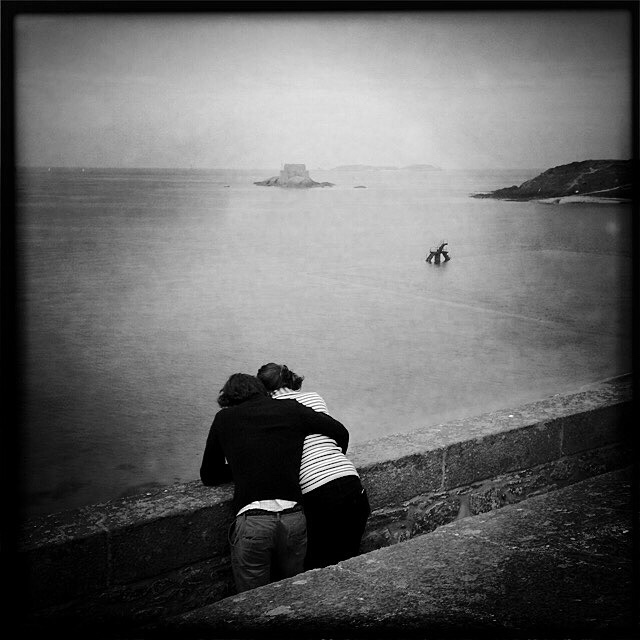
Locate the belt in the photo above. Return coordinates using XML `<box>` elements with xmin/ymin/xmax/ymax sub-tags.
<box><xmin>240</xmin><ymin>504</ymin><xmax>302</xmax><ymax>517</ymax></box>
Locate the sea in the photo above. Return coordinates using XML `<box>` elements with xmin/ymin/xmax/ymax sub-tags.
<box><xmin>13</xmin><ymin>167</ymin><xmax>634</xmax><ymax>519</ymax></box>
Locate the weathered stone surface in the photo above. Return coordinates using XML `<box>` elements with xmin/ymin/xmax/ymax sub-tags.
<box><xmin>560</xmin><ymin>403</ymin><xmax>632</xmax><ymax>455</ymax></box>
<box><xmin>357</xmin><ymin>448</ymin><xmax>443</xmax><ymax>507</ymax></box>
<box><xmin>109</xmin><ymin>502</ymin><xmax>234</xmax><ymax>584</ymax></box>
<box><xmin>24</xmin><ymin>534</ymin><xmax>109</xmax><ymax>609</ymax></box>
<box><xmin>360</xmin><ymin>442</ymin><xmax>630</xmax><ymax>552</ymax></box>
<box><xmin>443</xmin><ymin>420</ymin><xmax>562</xmax><ymax>488</ymax></box>
<box><xmin>162</xmin><ymin>467</ymin><xmax>635</xmax><ymax>638</ymax></box>
<box><xmin>21</xmin><ymin>481</ymin><xmax>232</xmax><ymax>548</ymax></box>
<box><xmin>27</xmin><ymin>556</ymin><xmax>235</xmax><ymax>634</ymax></box>
<box><xmin>21</xmin><ymin>481</ymin><xmax>235</xmax><ymax>604</ymax></box>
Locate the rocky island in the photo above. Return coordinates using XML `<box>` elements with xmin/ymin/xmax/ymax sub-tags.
<box><xmin>472</xmin><ymin>159</ymin><xmax>633</xmax><ymax>204</ymax></box>
<box><xmin>254</xmin><ymin>164</ymin><xmax>334</xmax><ymax>188</ymax></box>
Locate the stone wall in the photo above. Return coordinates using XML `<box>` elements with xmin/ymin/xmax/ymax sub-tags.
<box><xmin>19</xmin><ymin>376</ymin><xmax>633</xmax><ymax>633</ymax></box>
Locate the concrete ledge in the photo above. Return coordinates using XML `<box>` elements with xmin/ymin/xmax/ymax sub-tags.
<box><xmin>361</xmin><ymin>442</ymin><xmax>629</xmax><ymax>550</ymax></box>
<box><xmin>347</xmin><ymin>376</ymin><xmax>632</xmax><ymax>504</ymax></box>
<box><xmin>22</xmin><ymin>485</ymin><xmax>235</xmax><ymax>609</ymax></box>
<box><xmin>162</xmin><ymin>466</ymin><xmax>636</xmax><ymax>639</ymax></box>
<box><xmin>19</xmin><ymin>375</ymin><xmax>633</xmax><ymax>627</ymax></box>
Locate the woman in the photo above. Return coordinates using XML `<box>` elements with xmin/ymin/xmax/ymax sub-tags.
<box><xmin>257</xmin><ymin>362</ymin><xmax>371</xmax><ymax>570</ymax></box>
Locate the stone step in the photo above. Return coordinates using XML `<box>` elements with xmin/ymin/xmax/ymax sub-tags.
<box><xmin>157</xmin><ymin>466</ymin><xmax>636</xmax><ymax>638</ymax></box>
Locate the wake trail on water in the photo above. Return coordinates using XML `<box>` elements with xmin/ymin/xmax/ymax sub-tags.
<box><xmin>306</xmin><ymin>268</ymin><xmax>623</xmax><ymax>340</ymax></box>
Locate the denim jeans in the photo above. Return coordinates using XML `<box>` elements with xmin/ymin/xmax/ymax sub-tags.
<box><xmin>229</xmin><ymin>508</ymin><xmax>307</xmax><ymax>593</ymax></box>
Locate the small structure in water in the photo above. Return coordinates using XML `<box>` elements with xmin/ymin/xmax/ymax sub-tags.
<box><xmin>280</xmin><ymin>164</ymin><xmax>309</xmax><ymax>181</ymax></box>
<box><xmin>426</xmin><ymin>240</ymin><xmax>450</xmax><ymax>265</ymax></box>
<box><xmin>254</xmin><ymin>163</ymin><xmax>334</xmax><ymax>188</ymax></box>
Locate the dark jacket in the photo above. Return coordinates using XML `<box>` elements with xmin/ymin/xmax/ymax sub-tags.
<box><xmin>200</xmin><ymin>395</ymin><xmax>349</xmax><ymax>514</ymax></box>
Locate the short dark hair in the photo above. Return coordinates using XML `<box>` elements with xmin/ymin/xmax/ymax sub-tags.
<box><xmin>217</xmin><ymin>373</ymin><xmax>268</xmax><ymax>408</ymax></box>
<box><xmin>257</xmin><ymin>363</ymin><xmax>304</xmax><ymax>392</ymax></box>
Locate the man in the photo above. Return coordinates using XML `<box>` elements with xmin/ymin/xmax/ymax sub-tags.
<box><xmin>200</xmin><ymin>373</ymin><xmax>349</xmax><ymax>593</ymax></box>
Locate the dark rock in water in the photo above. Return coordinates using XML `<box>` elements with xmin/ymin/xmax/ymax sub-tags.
<box><xmin>254</xmin><ymin>163</ymin><xmax>334</xmax><ymax>188</ymax></box>
<box><xmin>471</xmin><ymin>159</ymin><xmax>633</xmax><ymax>201</ymax></box>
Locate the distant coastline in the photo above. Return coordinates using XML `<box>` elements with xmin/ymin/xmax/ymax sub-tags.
<box><xmin>328</xmin><ymin>164</ymin><xmax>442</xmax><ymax>172</ymax></box>
<box><xmin>471</xmin><ymin>159</ymin><xmax>632</xmax><ymax>204</ymax></box>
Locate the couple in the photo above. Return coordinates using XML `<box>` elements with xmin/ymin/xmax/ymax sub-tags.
<box><xmin>200</xmin><ymin>362</ymin><xmax>371</xmax><ymax>593</ymax></box>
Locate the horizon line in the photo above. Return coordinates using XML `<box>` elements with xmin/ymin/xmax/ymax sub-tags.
<box><xmin>14</xmin><ymin>164</ymin><xmax>562</xmax><ymax>173</ymax></box>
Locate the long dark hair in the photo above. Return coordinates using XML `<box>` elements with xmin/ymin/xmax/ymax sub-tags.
<box><xmin>256</xmin><ymin>363</ymin><xmax>304</xmax><ymax>392</ymax></box>
<box><xmin>217</xmin><ymin>373</ymin><xmax>268</xmax><ymax>408</ymax></box>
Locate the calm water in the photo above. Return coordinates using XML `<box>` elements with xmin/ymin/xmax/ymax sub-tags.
<box><xmin>15</xmin><ymin>167</ymin><xmax>633</xmax><ymax>517</ymax></box>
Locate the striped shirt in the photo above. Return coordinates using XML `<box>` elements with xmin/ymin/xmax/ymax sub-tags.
<box><xmin>272</xmin><ymin>387</ymin><xmax>359</xmax><ymax>494</ymax></box>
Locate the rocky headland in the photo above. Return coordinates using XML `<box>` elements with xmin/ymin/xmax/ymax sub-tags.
<box><xmin>471</xmin><ymin>159</ymin><xmax>633</xmax><ymax>203</ymax></box>
<box><xmin>254</xmin><ymin>163</ymin><xmax>334</xmax><ymax>188</ymax></box>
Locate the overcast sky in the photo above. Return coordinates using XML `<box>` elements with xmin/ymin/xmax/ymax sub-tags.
<box><xmin>14</xmin><ymin>9</ymin><xmax>633</xmax><ymax>170</ymax></box>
